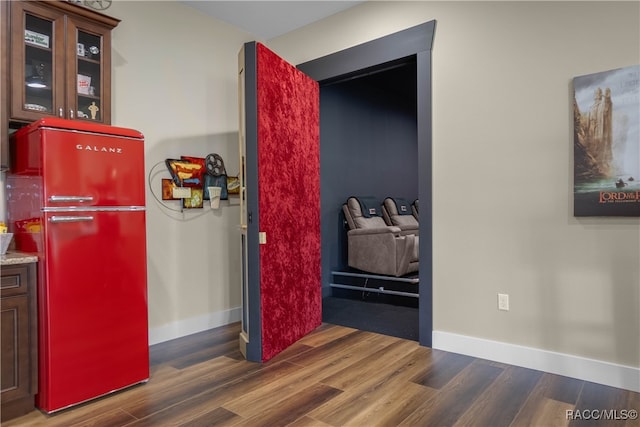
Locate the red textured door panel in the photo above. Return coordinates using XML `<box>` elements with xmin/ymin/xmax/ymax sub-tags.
<box><xmin>239</xmin><ymin>42</ymin><xmax>321</xmax><ymax>362</ymax></box>
<box><xmin>256</xmin><ymin>44</ymin><xmax>321</xmax><ymax>361</ymax></box>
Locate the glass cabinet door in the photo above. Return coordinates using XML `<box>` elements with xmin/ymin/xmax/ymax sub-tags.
<box><xmin>71</xmin><ymin>26</ymin><xmax>107</xmax><ymax>123</ymax></box>
<box><xmin>11</xmin><ymin>2</ymin><xmax>65</xmax><ymax>121</ymax></box>
<box><xmin>10</xmin><ymin>1</ymin><xmax>115</xmax><ymax>124</ymax></box>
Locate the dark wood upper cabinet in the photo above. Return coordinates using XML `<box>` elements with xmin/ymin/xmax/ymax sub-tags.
<box><xmin>8</xmin><ymin>0</ymin><xmax>119</xmax><ymax>125</ymax></box>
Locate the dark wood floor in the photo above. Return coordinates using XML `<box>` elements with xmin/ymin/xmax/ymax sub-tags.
<box><xmin>4</xmin><ymin>322</ymin><xmax>639</xmax><ymax>426</ymax></box>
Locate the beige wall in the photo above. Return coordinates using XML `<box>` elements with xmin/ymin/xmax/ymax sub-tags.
<box><xmin>270</xmin><ymin>1</ymin><xmax>640</xmax><ymax>368</ymax></box>
<box><xmin>106</xmin><ymin>1</ymin><xmax>254</xmax><ymax>342</ymax></box>
<box><xmin>106</xmin><ymin>0</ymin><xmax>639</xmax><ymax>370</ymax></box>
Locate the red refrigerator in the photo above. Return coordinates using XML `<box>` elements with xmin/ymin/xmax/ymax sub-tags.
<box><xmin>6</xmin><ymin>118</ymin><xmax>149</xmax><ymax>413</ymax></box>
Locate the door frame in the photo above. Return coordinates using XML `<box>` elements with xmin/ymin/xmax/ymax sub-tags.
<box><xmin>297</xmin><ymin>21</ymin><xmax>436</xmax><ymax>346</ymax></box>
<box><xmin>238</xmin><ymin>42</ymin><xmax>261</xmax><ymax>361</ymax></box>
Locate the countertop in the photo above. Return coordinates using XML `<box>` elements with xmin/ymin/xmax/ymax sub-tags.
<box><xmin>1</xmin><ymin>251</ymin><xmax>39</xmax><ymax>266</ymax></box>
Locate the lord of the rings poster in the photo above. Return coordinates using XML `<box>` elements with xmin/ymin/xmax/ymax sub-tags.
<box><xmin>573</xmin><ymin>64</ymin><xmax>640</xmax><ymax>216</ymax></box>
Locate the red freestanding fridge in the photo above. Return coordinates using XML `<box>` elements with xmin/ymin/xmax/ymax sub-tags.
<box><xmin>6</xmin><ymin>118</ymin><xmax>149</xmax><ymax>413</ymax></box>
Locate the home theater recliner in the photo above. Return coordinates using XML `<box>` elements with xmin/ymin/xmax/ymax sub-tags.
<box><xmin>381</xmin><ymin>197</ymin><xmax>419</xmax><ymax>236</ymax></box>
<box><xmin>342</xmin><ymin>196</ymin><xmax>419</xmax><ymax>277</ymax></box>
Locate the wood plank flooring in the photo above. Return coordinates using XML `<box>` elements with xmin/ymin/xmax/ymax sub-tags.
<box><xmin>4</xmin><ymin>322</ymin><xmax>639</xmax><ymax>427</ymax></box>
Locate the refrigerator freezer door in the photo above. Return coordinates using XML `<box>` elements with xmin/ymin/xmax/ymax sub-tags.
<box><xmin>36</xmin><ymin>210</ymin><xmax>149</xmax><ymax>412</ymax></box>
<box><xmin>12</xmin><ymin>117</ymin><xmax>144</xmax><ymax>140</ymax></box>
<box><xmin>12</xmin><ymin>121</ymin><xmax>145</xmax><ymax>208</ymax></box>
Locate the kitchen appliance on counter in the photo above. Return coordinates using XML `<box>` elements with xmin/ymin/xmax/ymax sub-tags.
<box><xmin>6</xmin><ymin>118</ymin><xmax>149</xmax><ymax>413</ymax></box>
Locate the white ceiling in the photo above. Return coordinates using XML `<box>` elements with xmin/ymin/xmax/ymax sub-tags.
<box><xmin>180</xmin><ymin>1</ymin><xmax>365</xmax><ymax>40</ymax></box>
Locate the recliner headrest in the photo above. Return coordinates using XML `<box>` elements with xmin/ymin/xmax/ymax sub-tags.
<box><xmin>387</xmin><ymin>197</ymin><xmax>412</xmax><ymax>216</ymax></box>
<box><xmin>343</xmin><ymin>197</ymin><xmax>387</xmax><ymax>230</ymax></box>
<box><xmin>356</xmin><ymin>196</ymin><xmax>381</xmax><ymax>218</ymax></box>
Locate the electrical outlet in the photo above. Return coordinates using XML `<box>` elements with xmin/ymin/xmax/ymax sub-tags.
<box><xmin>498</xmin><ymin>293</ymin><xmax>509</xmax><ymax>311</ymax></box>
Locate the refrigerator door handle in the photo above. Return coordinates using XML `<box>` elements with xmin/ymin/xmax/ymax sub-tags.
<box><xmin>49</xmin><ymin>196</ymin><xmax>94</xmax><ymax>203</ymax></box>
<box><xmin>50</xmin><ymin>215</ymin><xmax>94</xmax><ymax>223</ymax></box>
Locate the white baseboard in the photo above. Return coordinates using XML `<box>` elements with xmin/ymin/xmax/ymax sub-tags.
<box><xmin>148</xmin><ymin>307</ymin><xmax>242</xmax><ymax>346</ymax></box>
<box><xmin>432</xmin><ymin>330</ymin><xmax>640</xmax><ymax>393</ymax></box>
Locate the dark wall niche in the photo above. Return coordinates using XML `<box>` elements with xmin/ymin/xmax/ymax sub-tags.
<box><xmin>320</xmin><ymin>58</ymin><xmax>418</xmax><ymax>273</ymax></box>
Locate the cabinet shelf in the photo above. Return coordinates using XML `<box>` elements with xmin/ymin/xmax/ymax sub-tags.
<box><xmin>77</xmin><ymin>56</ymin><xmax>100</xmax><ymax>65</ymax></box>
<box><xmin>25</xmin><ymin>43</ymin><xmax>51</xmax><ymax>53</ymax></box>
<box><xmin>78</xmin><ymin>93</ymin><xmax>100</xmax><ymax>100</ymax></box>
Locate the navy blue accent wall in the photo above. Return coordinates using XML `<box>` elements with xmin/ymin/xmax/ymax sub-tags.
<box><xmin>320</xmin><ymin>62</ymin><xmax>418</xmax><ymax>279</ymax></box>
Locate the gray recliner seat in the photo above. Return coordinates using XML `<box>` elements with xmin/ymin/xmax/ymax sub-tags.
<box><xmin>382</xmin><ymin>197</ymin><xmax>419</xmax><ymax>236</ymax></box>
<box><xmin>342</xmin><ymin>197</ymin><xmax>419</xmax><ymax>277</ymax></box>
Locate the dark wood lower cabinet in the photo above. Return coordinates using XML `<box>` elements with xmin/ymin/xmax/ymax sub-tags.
<box><xmin>0</xmin><ymin>261</ymin><xmax>37</xmax><ymax>422</ymax></box>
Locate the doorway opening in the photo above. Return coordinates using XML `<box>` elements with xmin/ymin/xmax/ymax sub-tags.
<box><xmin>298</xmin><ymin>21</ymin><xmax>435</xmax><ymax>346</ymax></box>
<box><xmin>319</xmin><ymin>60</ymin><xmax>419</xmax><ymax>340</ymax></box>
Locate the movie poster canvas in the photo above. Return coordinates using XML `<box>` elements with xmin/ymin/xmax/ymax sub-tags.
<box><xmin>573</xmin><ymin>64</ymin><xmax>640</xmax><ymax>216</ymax></box>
